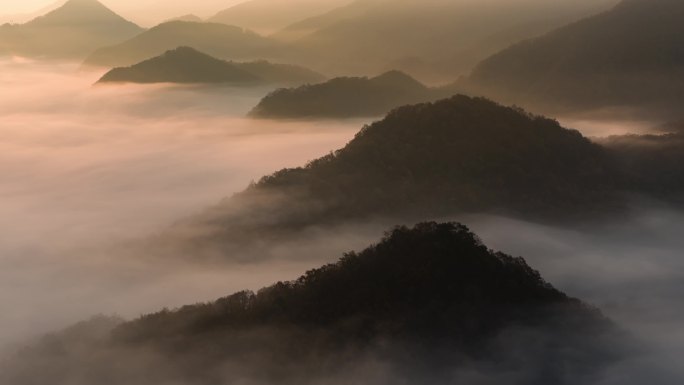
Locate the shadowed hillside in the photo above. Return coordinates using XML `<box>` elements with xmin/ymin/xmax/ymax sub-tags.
<box><xmin>159</xmin><ymin>96</ymin><xmax>620</xmax><ymax>259</ymax></box>
<box><xmin>83</xmin><ymin>21</ymin><xmax>281</xmax><ymax>68</ymax></box>
<box><xmin>97</xmin><ymin>47</ymin><xmax>324</xmax><ymax>85</ymax></box>
<box><xmin>0</xmin><ymin>222</ymin><xmax>625</xmax><ymax>385</ymax></box>
<box><xmin>465</xmin><ymin>0</ymin><xmax>684</xmax><ymax>114</ymax></box>
<box><xmin>0</xmin><ymin>0</ymin><xmax>143</xmax><ymax>59</ymax></box>
<box><xmin>250</xmin><ymin>70</ymin><xmax>447</xmax><ymax>118</ymax></box>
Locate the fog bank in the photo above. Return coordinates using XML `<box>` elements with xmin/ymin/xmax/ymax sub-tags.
<box><xmin>0</xmin><ymin>59</ymin><xmax>363</xmax><ymax>348</ymax></box>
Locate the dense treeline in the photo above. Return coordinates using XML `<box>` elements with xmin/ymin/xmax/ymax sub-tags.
<box><xmin>1</xmin><ymin>223</ymin><xmax>623</xmax><ymax>385</ymax></box>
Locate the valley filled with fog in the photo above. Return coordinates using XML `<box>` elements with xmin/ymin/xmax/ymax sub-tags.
<box><xmin>0</xmin><ymin>59</ymin><xmax>367</xmax><ymax>348</ymax></box>
<box><xmin>1</xmin><ymin>58</ymin><xmax>683</xmax><ymax>383</ymax></box>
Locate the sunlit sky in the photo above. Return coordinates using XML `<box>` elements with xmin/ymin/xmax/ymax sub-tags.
<box><xmin>1</xmin><ymin>0</ymin><xmax>247</xmax><ymax>26</ymax></box>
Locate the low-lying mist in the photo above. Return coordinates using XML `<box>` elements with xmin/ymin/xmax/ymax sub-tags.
<box><xmin>465</xmin><ymin>206</ymin><xmax>684</xmax><ymax>384</ymax></box>
<box><xmin>1</xmin><ymin>58</ymin><xmax>683</xmax><ymax>383</ymax></box>
<box><xmin>0</xmin><ymin>58</ymin><xmax>364</xmax><ymax>348</ymax></box>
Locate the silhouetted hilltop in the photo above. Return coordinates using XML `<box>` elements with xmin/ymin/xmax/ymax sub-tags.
<box><xmin>83</xmin><ymin>21</ymin><xmax>281</xmax><ymax>68</ymax></box>
<box><xmin>1</xmin><ymin>223</ymin><xmax>623</xmax><ymax>385</ymax></box>
<box><xmin>0</xmin><ymin>0</ymin><xmax>143</xmax><ymax>59</ymax></box>
<box><xmin>465</xmin><ymin>0</ymin><xmax>684</xmax><ymax>113</ymax></box>
<box><xmin>250</xmin><ymin>70</ymin><xmax>447</xmax><ymax>118</ymax></box>
<box><xmin>98</xmin><ymin>47</ymin><xmax>259</xmax><ymax>84</ymax></box>
<box><xmin>97</xmin><ymin>47</ymin><xmax>324</xmax><ymax>85</ymax></box>
<box><xmin>163</xmin><ymin>96</ymin><xmax>619</xmax><ymax>257</ymax></box>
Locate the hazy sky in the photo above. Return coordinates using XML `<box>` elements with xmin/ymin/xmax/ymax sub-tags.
<box><xmin>1</xmin><ymin>0</ymin><xmax>247</xmax><ymax>25</ymax></box>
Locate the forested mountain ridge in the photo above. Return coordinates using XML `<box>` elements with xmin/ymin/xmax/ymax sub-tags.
<box><xmin>156</xmin><ymin>95</ymin><xmax>621</xmax><ymax>260</ymax></box>
<box><xmin>97</xmin><ymin>46</ymin><xmax>324</xmax><ymax>85</ymax></box>
<box><xmin>1</xmin><ymin>222</ymin><xmax>624</xmax><ymax>385</ymax></box>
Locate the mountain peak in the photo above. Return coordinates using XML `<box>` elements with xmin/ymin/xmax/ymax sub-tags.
<box><xmin>371</xmin><ymin>70</ymin><xmax>426</xmax><ymax>90</ymax></box>
<box><xmin>27</xmin><ymin>0</ymin><xmax>140</xmax><ymax>27</ymax></box>
<box><xmin>160</xmin><ymin>46</ymin><xmax>209</xmax><ymax>59</ymax></box>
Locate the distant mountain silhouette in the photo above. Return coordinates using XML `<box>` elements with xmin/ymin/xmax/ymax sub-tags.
<box><xmin>465</xmin><ymin>0</ymin><xmax>684</xmax><ymax>113</ymax></box>
<box><xmin>160</xmin><ymin>96</ymin><xmax>620</xmax><ymax>258</ymax></box>
<box><xmin>97</xmin><ymin>47</ymin><xmax>324</xmax><ymax>86</ymax></box>
<box><xmin>0</xmin><ymin>0</ymin><xmax>143</xmax><ymax>59</ymax></box>
<box><xmin>164</xmin><ymin>14</ymin><xmax>203</xmax><ymax>23</ymax></box>
<box><xmin>277</xmin><ymin>0</ymin><xmax>615</xmax><ymax>79</ymax></box>
<box><xmin>83</xmin><ymin>21</ymin><xmax>281</xmax><ymax>68</ymax></box>
<box><xmin>1</xmin><ymin>222</ymin><xmax>624</xmax><ymax>385</ymax></box>
<box><xmin>208</xmin><ymin>0</ymin><xmax>349</xmax><ymax>35</ymax></box>
<box><xmin>250</xmin><ymin>70</ymin><xmax>448</xmax><ymax>118</ymax></box>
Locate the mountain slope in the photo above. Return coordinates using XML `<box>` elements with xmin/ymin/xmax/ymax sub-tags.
<box><xmin>161</xmin><ymin>96</ymin><xmax>619</xmax><ymax>258</ymax></box>
<box><xmin>279</xmin><ymin>0</ymin><xmax>616</xmax><ymax>79</ymax></box>
<box><xmin>97</xmin><ymin>46</ymin><xmax>324</xmax><ymax>85</ymax></box>
<box><xmin>1</xmin><ymin>222</ymin><xmax>624</xmax><ymax>385</ymax></box>
<box><xmin>250</xmin><ymin>70</ymin><xmax>445</xmax><ymax>118</ymax></box>
<box><xmin>0</xmin><ymin>0</ymin><xmax>143</xmax><ymax>59</ymax></box>
<box><xmin>465</xmin><ymin>0</ymin><xmax>684</xmax><ymax>113</ymax></box>
<box><xmin>208</xmin><ymin>0</ymin><xmax>350</xmax><ymax>35</ymax></box>
<box><xmin>83</xmin><ymin>21</ymin><xmax>281</xmax><ymax>68</ymax></box>
<box><xmin>601</xmin><ymin>132</ymin><xmax>684</xmax><ymax>203</ymax></box>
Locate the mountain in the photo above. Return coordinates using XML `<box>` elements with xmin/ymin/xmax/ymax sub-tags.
<box><xmin>601</xmin><ymin>132</ymin><xmax>684</xmax><ymax>203</ymax></box>
<box><xmin>83</xmin><ymin>21</ymin><xmax>282</xmax><ymax>68</ymax></box>
<box><xmin>1</xmin><ymin>222</ymin><xmax>624</xmax><ymax>385</ymax></box>
<box><xmin>250</xmin><ymin>70</ymin><xmax>448</xmax><ymax>118</ymax></box>
<box><xmin>0</xmin><ymin>0</ymin><xmax>143</xmax><ymax>59</ymax></box>
<box><xmin>97</xmin><ymin>47</ymin><xmax>324</xmax><ymax>85</ymax></box>
<box><xmin>164</xmin><ymin>14</ymin><xmax>203</xmax><ymax>23</ymax></box>
<box><xmin>208</xmin><ymin>0</ymin><xmax>350</xmax><ymax>35</ymax></box>
<box><xmin>278</xmin><ymin>0</ymin><xmax>617</xmax><ymax>79</ymax></box>
<box><xmin>465</xmin><ymin>0</ymin><xmax>684</xmax><ymax>114</ymax></box>
<box><xmin>161</xmin><ymin>96</ymin><xmax>619</xmax><ymax>258</ymax></box>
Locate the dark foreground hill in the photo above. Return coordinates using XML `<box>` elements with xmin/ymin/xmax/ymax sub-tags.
<box><xmin>464</xmin><ymin>0</ymin><xmax>684</xmax><ymax>114</ymax></box>
<box><xmin>97</xmin><ymin>47</ymin><xmax>324</xmax><ymax>85</ymax></box>
<box><xmin>249</xmin><ymin>70</ymin><xmax>450</xmax><ymax>118</ymax></box>
<box><xmin>83</xmin><ymin>21</ymin><xmax>281</xmax><ymax>68</ymax></box>
<box><xmin>0</xmin><ymin>223</ymin><xmax>625</xmax><ymax>385</ymax></box>
<box><xmin>0</xmin><ymin>0</ymin><xmax>143</xmax><ymax>59</ymax></box>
